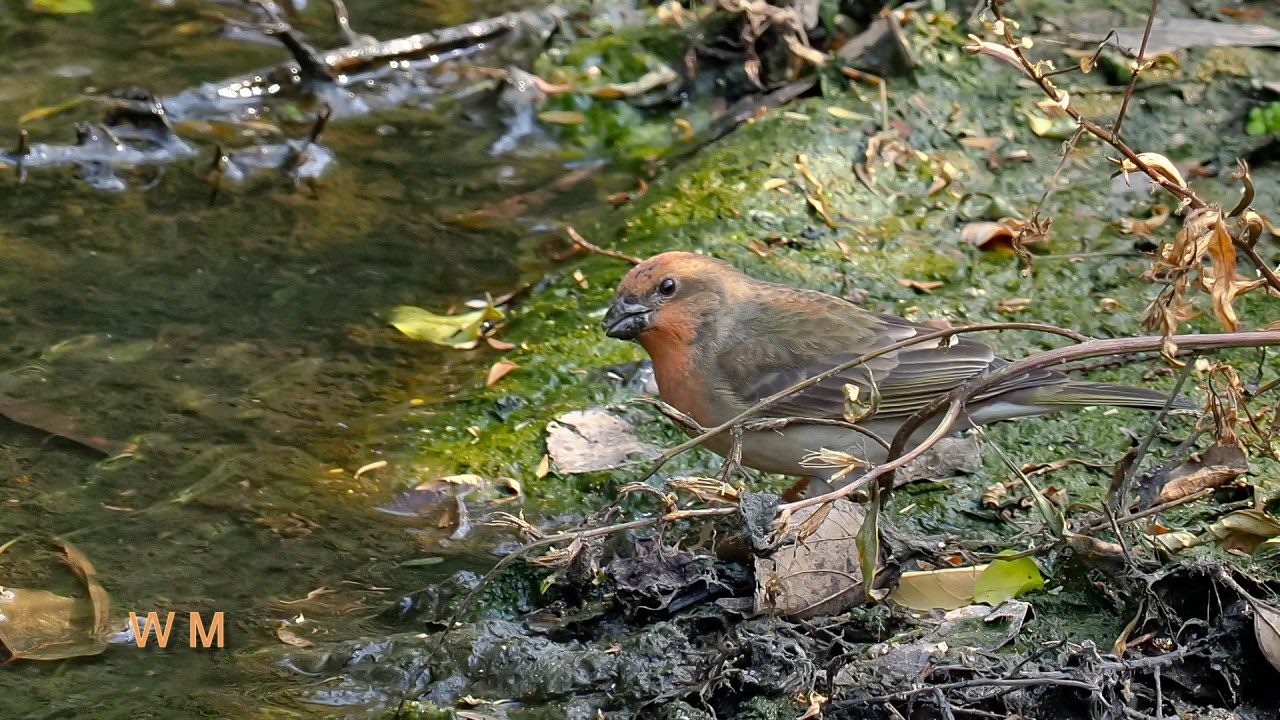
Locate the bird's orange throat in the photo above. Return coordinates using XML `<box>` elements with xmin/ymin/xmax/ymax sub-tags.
<box><xmin>639</xmin><ymin>327</ymin><xmax>710</xmax><ymax>424</ymax></box>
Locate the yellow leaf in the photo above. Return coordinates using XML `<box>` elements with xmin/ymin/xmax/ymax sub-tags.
<box><xmin>389</xmin><ymin>304</ymin><xmax>502</xmax><ymax>349</ymax></box>
<box><xmin>537</xmin><ymin>110</ymin><xmax>587</xmax><ymax>125</ymax></box>
<box><xmin>825</xmin><ymin>107</ymin><xmax>870</xmax><ymax>121</ymax></box>
<box><xmin>761</xmin><ymin>178</ymin><xmax>789</xmax><ymax>191</ymax></box>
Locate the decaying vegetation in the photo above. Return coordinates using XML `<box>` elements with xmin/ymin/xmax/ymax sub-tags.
<box><xmin>376</xmin><ymin>1</ymin><xmax>1280</xmax><ymax>718</ymax></box>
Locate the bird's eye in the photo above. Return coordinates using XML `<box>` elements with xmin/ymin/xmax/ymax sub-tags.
<box><xmin>658</xmin><ymin>278</ymin><xmax>677</xmax><ymax>297</ymax></box>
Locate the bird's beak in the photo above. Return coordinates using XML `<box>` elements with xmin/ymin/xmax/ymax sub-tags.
<box><xmin>603</xmin><ymin>298</ymin><xmax>652</xmax><ymax>340</ymax></box>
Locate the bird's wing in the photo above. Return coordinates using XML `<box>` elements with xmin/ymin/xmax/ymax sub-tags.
<box><xmin>715</xmin><ymin>291</ymin><xmax>1060</xmax><ymax>421</ymax></box>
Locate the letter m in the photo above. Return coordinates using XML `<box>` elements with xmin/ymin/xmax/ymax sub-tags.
<box><xmin>190</xmin><ymin>612</ymin><xmax>224</xmax><ymax>649</ymax></box>
<box><xmin>129</xmin><ymin>612</ymin><xmax>176</xmax><ymax>648</ymax></box>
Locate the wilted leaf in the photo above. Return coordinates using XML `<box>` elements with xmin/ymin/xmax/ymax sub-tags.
<box><xmin>761</xmin><ymin>178</ymin><xmax>789</xmax><ymax>191</ymax></box>
<box><xmin>1207</xmin><ymin>509</ymin><xmax>1280</xmax><ymax>554</ymax></box>
<box><xmin>534</xmin><ymin>453</ymin><xmax>551</xmax><ymax>479</ymax></box>
<box><xmin>972</xmin><ymin>556</ymin><xmax>1044</xmax><ymax>605</ymax></box>
<box><xmin>962</xmin><ymin>219</ymin><xmax>1024</xmax><ymax>252</ymax></box>
<box><xmin>353</xmin><ymin>460</ymin><xmax>387</xmax><ymax>479</ymax></box>
<box><xmin>19</xmin><ymin>97</ymin><xmax>90</xmax><ymax>124</ymax></box>
<box><xmin>486</xmin><ymin>359</ymin><xmax>519</xmax><ymax>387</ymax></box>
<box><xmin>546</xmin><ymin>408</ymin><xmax>660</xmax><ymax>473</ymax></box>
<box><xmin>1256</xmin><ymin>603</ymin><xmax>1280</xmax><ymax>674</ymax></box>
<box><xmin>1118</xmin><ymin>204</ymin><xmax>1170</xmax><ymax>237</ymax></box>
<box><xmin>59</xmin><ymin>541</ymin><xmax>109</xmax><ymax>639</ymax></box>
<box><xmin>826</xmin><ymin>107</ymin><xmax>869</xmax><ymax>121</ymax></box>
<box><xmin>889</xmin><ymin>566</ymin><xmax>985</xmax><ymax>611</ymax></box>
<box><xmin>275</xmin><ymin>622</ymin><xmax>312</xmax><ymax>648</ymax></box>
<box><xmin>755</xmin><ymin>500</ymin><xmax>873</xmax><ymax>619</ymax></box>
<box><xmin>0</xmin><ymin>541</ymin><xmax>110</xmax><ymax>661</ymax></box>
<box><xmin>0</xmin><ymin>588</ymin><xmax>104</xmax><ymax>660</ymax></box>
<box><xmin>589</xmin><ymin>63</ymin><xmax>678</xmax><ymax>99</ymax></box>
<box><xmin>1156</xmin><ymin>442</ymin><xmax>1248</xmax><ymax>503</ymax></box>
<box><xmin>29</xmin><ymin>0</ymin><xmax>93</xmax><ymax>13</ymax></box>
<box><xmin>0</xmin><ymin>396</ymin><xmax>134</xmax><ymax>456</ymax></box>
<box><xmin>536</xmin><ymin>110</ymin><xmax>587</xmax><ymax>125</ymax></box>
<box><xmin>389</xmin><ymin>303</ymin><xmax>502</xmax><ymax>349</ymax></box>
<box><xmin>897</xmin><ymin>278</ymin><xmax>944</xmax><ymax>292</ymax></box>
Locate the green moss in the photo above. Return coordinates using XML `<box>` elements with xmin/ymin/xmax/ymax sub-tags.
<box><xmin>412</xmin><ymin>7</ymin><xmax>1280</xmax><ymax>640</ymax></box>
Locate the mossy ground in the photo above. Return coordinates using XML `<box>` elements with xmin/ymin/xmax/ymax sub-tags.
<box><xmin>413</xmin><ymin>2</ymin><xmax>1280</xmax><ymax>644</ymax></box>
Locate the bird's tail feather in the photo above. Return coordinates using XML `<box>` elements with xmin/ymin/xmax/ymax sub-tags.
<box><xmin>1034</xmin><ymin>381</ymin><xmax>1195</xmax><ymax>411</ymax></box>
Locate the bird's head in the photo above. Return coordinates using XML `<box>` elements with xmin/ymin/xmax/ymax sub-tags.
<box><xmin>602</xmin><ymin>251</ymin><xmax>734</xmax><ymax>344</ymax></box>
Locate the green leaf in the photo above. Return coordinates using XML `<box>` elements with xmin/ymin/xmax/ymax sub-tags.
<box><xmin>1247</xmin><ymin>121</ymin><xmax>1267</xmax><ymax>137</ymax></box>
<box><xmin>29</xmin><ymin>0</ymin><xmax>93</xmax><ymax>14</ymax></box>
<box><xmin>388</xmin><ymin>303</ymin><xmax>502</xmax><ymax>349</ymax></box>
<box><xmin>972</xmin><ymin>555</ymin><xmax>1044</xmax><ymax>605</ymax></box>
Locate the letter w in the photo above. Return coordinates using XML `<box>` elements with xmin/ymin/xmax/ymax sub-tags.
<box><xmin>129</xmin><ymin>611</ymin><xmax>176</xmax><ymax>648</ymax></box>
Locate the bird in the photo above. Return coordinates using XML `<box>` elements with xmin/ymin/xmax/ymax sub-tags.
<box><xmin>602</xmin><ymin>251</ymin><xmax>1191</xmax><ymax>481</ymax></box>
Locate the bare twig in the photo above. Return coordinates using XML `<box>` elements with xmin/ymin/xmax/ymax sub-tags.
<box><xmin>565</xmin><ymin>226</ymin><xmax>643</xmax><ymax>265</ymax></box>
<box><xmin>1111</xmin><ymin>0</ymin><xmax>1160</xmax><ymax>141</ymax></box>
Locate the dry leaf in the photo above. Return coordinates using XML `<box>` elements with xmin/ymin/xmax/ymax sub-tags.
<box><xmin>276</xmin><ymin>623</ymin><xmax>312</xmax><ymax>648</ymax></box>
<box><xmin>536</xmin><ymin>110</ymin><xmax>587</xmax><ymax>125</ymax></box>
<box><xmin>1118</xmin><ymin>204</ymin><xmax>1170</xmax><ymax>237</ymax></box>
<box><xmin>486</xmin><ymin>337</ymin><xmax>516</xmax><ymax>351</ymax></box>
<box><xmin>1256</xmin><ymin>603</ymin><xmax>1280</xmax><ymax>674</ymax></box>
<box><xmin>994</xmin><ymin>297</ymin><xmax>1032</xmax><ymax>314</ymax></box>
<box><xmin>897</xmin><ymin>278</ymin><xmax>944</xmax><ymax>292</ymax></box>
<box><xmin>546</xmin><ymin>408</ymin><xmax>660</xmax><ymax>473</ymax></box>
<box><xmin>353</xmin><ymin>460</ymin><xmax>387</xmax><ymax>479</ymax></box>
<box><xmin>486</xmin><ymin>359</ymin><xmax>519</xmax><ymax>387</ymax></box>
<box><xmin>534</xmin><ymin>454</ymin><xmax>551</xmax><ymax>479</ymax></box>
<box><xmin>1156</xmin><ymin>443</ymin><xmax>1247</xmax><ymax>503</ymax></box>
<box><xmin>762</xmin><ymin>178</ymin><xmax>789</xmax><ymax>191</ymax></box>
<box><xmin>962</xmin><ymin>218</ymin><xmax>1024</xmax><ymax>252</ymax></box>
<box><xmin>755</xmin><ymin>500</ymin><xmax>873</xmax><ymax>619</ymax></box>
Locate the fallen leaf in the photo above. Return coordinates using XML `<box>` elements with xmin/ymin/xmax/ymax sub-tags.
<box><xmin>275</xmin><ymin>623</ymin><xmax>312</xmax><ymax>648</ymax></box>
<box><xmin>29</xmin><ymin>0</ymin><xmax>93</xmax><ymax>14</ymax></box>
<box><xmin>536</xmin><ymin>110</ymin><xmax>587</xmax><ymax>125</ymax></box>
<box><xmin>762</xmin><ymin>178</ymin><xmax>789</xmax><ymax>191</ymax></box>
<box><xmin>389</xmin><ymin>303</ymin><xmax>502</xmax><ymax>350</ymax></box>
<box><xmin>0</xmin><ymin>541</ymin><xmax>110</xmax><ymax>661</ymax></box>
<box><xmin>826</xmin><ymin>107</ymin><xmax>869</xmax><ymax>121</ymax></box>
<box><xmin>1256</xmin><ymin>603</ymin><xmax>1280</xmax><ymax>674</ymax></box>
<box><xmin>1118</xmin><ymin>204</ymin><xmax>1170</xmax><ymax>237</ymax></box>
<box><xmin>961</xmin><ymin>219</ymin><xmax>1024</xmax><ymax>252</ymax></box>
<box><xmin>0</xmin><ymin>396</ymin><xmax>134</xmax><ymax>456</ymax></box>
<box><xmin>889</xmin><ymin>566</ymin><xmax>985</xmax><ymax>611</ymax></box>
<box><xmin>972</xmin><ymin>556</ymin><xmax>1044</xmax><ymax>606</ymax></box>
<box><xmin>353</xmin><ymin>460</ymin><xmax>387</xmax><ymax>479</ymax></box>
<box><xmin>486</xmin><ymin>359</ymin><xmax>519</xmax><ymax>387</ymax></box>
<box><xmin>994</xmin><ymin>297</ymin><xmax>1032</xmax><ymax>314</ymax></box>
<box><xmin>1156</xmin><ymin>443</ymin><xmax>1248</xmax><ymax>503</ymax></box>
<box><xmin>755</xmin><ymin>500</ymin><xmax>874</xmax><ymax>619</ymax></box>
<box><xmin>897</xmin><ymin>278</ymin><xmax>944</xmax><ymax>292</ymax></box>
<box><xmin>534</xmin><ymin>453</ymin><xmax>551</xmax><ymax>479</ymax></box>
<box><xmin>19</xmin><ymin>97</ymin><xmax>90</xmax><ymax>124</ymax></box>
<box><xmin>546</xmin><ymin>408</ymin><xmax>660</xmax><ymax>473</ymax></box>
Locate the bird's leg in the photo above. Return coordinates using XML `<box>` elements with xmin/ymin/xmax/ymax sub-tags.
<box><xmin>716</xmin><ymin>425</ymin><xmax>746</xmax><ymax>483</ymax></box>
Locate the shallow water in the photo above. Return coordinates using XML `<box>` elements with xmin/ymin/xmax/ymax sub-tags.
<box><xmin>0</xmin><ymin>0</ymin><xmax>604</xmax><ymax>716</ymax></box>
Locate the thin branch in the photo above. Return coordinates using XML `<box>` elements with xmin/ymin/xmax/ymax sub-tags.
<box><xmin>565</xmin><ymin>225</ymin><xmax>643</xmax><ymax>265</ymax></box>
<box><xmin>1112</xmin><ymin>0</ymin><xmax>1160</xmax><ymax>141</ymax></box>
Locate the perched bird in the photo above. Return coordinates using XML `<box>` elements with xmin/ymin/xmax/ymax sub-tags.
<box><xmin>602</xmin><ymin>251</ymin><xmax>1189</xmax><ymax>480</ymax></box>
